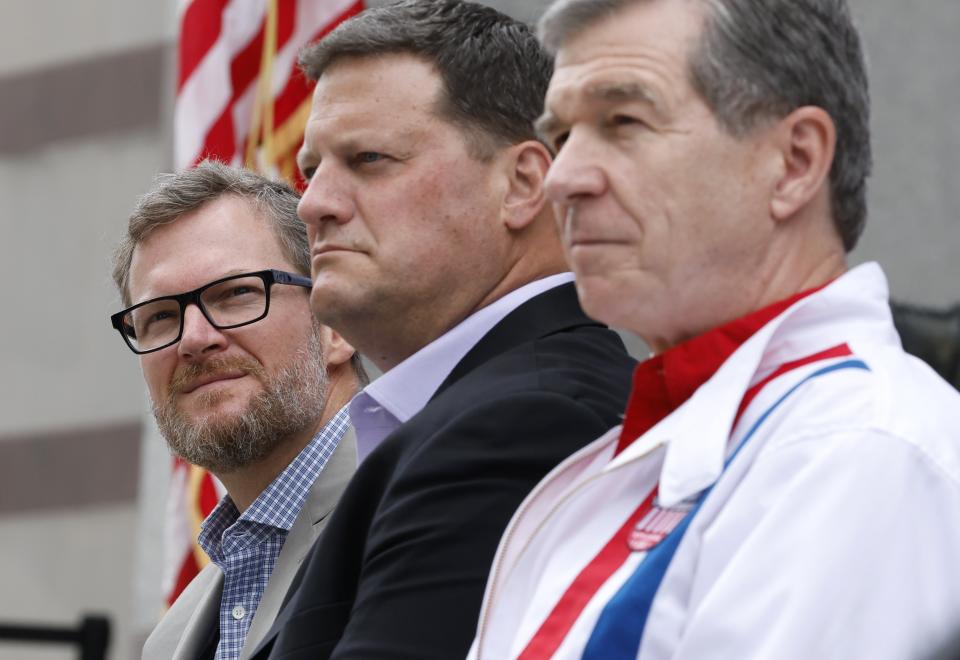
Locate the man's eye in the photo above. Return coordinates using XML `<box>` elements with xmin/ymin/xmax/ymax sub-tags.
<box><xmin>221</xmin><ymin>285</ymin><xmax>264</xmax><ymax>303</ymax></box>
<box><xmin>149</xmin><ymin>310</ymin><xmax>175</xmax><ymax>324</ymax></box>
<box><xmin>552</xmin><ymin>132</ymin><xmax>569</xmax><ymax>152</ymax></box>
<box><xmin>355</xmin><ymin>152</ymin><xmax>384</xmax><ymax>165</ymax></box>
<box><xmin>610</xmin><ymin>114</ymin><xmax>646</xmax><ymax>129</ymax></box>
<box><xmin>138</xmin><ymin>309</ymin><xmax>178</xmax><ymax>336</ymax></box>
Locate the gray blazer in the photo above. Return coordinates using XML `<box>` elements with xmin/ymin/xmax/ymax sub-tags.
<box><xmin>142</xmin><ymin>428</ymin><xmax>357</xmax><ymax>660</ymax></box>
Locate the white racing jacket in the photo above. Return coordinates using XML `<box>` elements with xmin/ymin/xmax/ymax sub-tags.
<box><xmin>469</xmin><ymin>263</ymin><xmax>960</xmax><ymax>660</ymax></box>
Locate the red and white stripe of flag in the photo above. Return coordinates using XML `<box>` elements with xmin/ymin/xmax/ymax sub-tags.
<box><xmin>165</xmin><ymin>0</ymin><xmax>363</xmax><ymax>607</ymax></box>
<box><xmin>175</xmin><ymin>0</ymin><xmax>362</xmax><ymax>174</ymax></box>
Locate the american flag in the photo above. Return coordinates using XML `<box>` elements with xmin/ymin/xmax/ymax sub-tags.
<box><xmin>166</xmin><ymin>0</ymin><xmax>363</xmax><ymax>606</ymax></box>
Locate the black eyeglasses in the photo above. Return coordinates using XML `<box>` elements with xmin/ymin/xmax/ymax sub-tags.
<box><xmin>110</xmin><ymin>269</ymin><xmax>312</xmax><ymax>355</ymax></box>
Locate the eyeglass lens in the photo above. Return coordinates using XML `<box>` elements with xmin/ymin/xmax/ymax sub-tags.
<box><xmin>121</xmin><ymin>274</ymin><xmax>269</xmax><ymax>352</ymax></box>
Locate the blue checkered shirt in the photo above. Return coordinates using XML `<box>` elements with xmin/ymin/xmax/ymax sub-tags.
<box><xmin>198</xmin><ymin>406</ymin><xmax>350</xmax><ymax>660</ymax></box>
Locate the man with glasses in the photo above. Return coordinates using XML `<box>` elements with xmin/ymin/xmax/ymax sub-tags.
<box><xmin>110</xmin><ymin>161</ymin><xmax>365</xmax><ymax>660</ymax></box>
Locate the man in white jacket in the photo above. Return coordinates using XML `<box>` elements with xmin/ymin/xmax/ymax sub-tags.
<box><xmin>469</xmin><ymin>1</ymin><xmax>960</xmax><ymax>658</ymax></box>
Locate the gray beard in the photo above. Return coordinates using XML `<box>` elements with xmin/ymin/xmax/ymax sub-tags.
<box><xmin>152</xmin><ymin>329</ymin><xmax>329</xmax><ymax>474</ymax></box>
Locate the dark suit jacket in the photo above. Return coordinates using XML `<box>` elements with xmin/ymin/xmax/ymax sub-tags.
<box><xmin>253</xmin><ymin>283</ymin><xmax>636</xmax><ymax>659</ymax></box>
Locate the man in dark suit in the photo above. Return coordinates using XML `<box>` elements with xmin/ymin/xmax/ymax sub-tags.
<box><xmin>251</xmin><ymin>1</ymin><xmax>636</xmax><ymax>658</ymax></box>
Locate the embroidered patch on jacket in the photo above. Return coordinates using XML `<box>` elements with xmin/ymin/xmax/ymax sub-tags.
<box><xmin>627</xmin><ymin>505</ymin><xmax>690</xmax><ymax>552</ymax></box>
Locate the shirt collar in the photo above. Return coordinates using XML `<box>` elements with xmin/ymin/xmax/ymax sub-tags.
<box><xmin>198</xmin><ymin>405</ymin><xmax>351</xmax><ymax>557</ymax></box>
<box><xmin>613</xmin><ymin>262</ymin><xmax>894</xmax><ymax>506</ymax></box>
<box><xmin>616</xmin><ymin>284</ymin><xmax>825</xmax><ymax>456</ymax></box>
<box><xmin>198</xmin><ymin>496</ymin><xmax>241</xmax><ymax>561</ymax></box>
<box><xmin>350</xmin><ymin>273</ymin><xmax>575</xmax><ymax>461</ymax></box>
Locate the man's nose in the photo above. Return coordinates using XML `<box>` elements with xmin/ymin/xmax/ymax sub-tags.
<box><xmin>177</xmin><ymin>304</ymin><xmax>228</xmax><ymax>360</ymax></box>
<box><xmin>544</xmin><ymin>131</ymin><xmax>608</xmax><ymax>205</ymax></box>
<box><xmin>298</xmin><ymin>165</ymin><xmax>356</xmax><ymax>229</ymax></box>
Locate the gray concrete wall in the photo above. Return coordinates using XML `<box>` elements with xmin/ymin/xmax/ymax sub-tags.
<box><xmin>0</xmin><ymin>2</ymin><xmax>175</xmax><ymax>657</ymax></box>
<box><xmin>851</xmin><ymin>0</ymin><xmax>960</xmax><ymax>306</ymax></box>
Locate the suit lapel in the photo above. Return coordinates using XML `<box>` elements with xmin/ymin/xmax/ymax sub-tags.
<box><xmin>435</xmin><ymin>283</ymin><xmax>602</xmax><ymax>398</ymax></box>
<box><xmin>240</xmin><ymin>428</ymin><xmax>358</xmax><ymax>659</ymax></box>
<box><xmin>168</xmin><ymin>565</ymin><xmax>223</xmax><ymax>660</ymax></box>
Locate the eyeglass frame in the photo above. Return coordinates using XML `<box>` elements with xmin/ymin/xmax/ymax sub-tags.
<box><xmin>110</xmin><ymin>269</ymin><xmax>313</xmax><ymax>355</ymax></box>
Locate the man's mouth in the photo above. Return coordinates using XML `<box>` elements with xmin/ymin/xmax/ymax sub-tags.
<box><xmin>567</xmin><ymin>236</ymin><xmax>628</xmax><ymax>248</ymax></box>
<box><xmin>169</xmin><ymin>356</ymin><xmax>265</xmax><ymax>394</ymax></box>
<box><xmin>179</xmin><ymin>371</ymin><xmax>247</xmax><ymax>395</ymax></box>
<box><xmin>312</xmin><ymin>243</ymin><xmax>359</xmax><ymax>257</ymax></box>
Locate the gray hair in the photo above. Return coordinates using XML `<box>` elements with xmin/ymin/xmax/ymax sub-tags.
<box><xmin>299</xmin><ymin>0</ymin><xmax>553</xmax><ymax>158</ymax></box>
<box><xmin>540</xmin><ymin>0</ymin><xmax>872</xmax><ymax>252</ymax></box>
<box><xmin>111</xmin><ymin>160</ymin><xmax>369</xmax><ymax>384</ymax></box>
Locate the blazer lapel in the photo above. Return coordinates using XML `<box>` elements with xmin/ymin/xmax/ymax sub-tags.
<box><xmin>240</xmin><ymin>427</ymin><xmax>358</xmax><ymax>660</ymax></box>
<box><xmin>168</xmin><ymin>566</ymin><xmax>223</xmax><ymax>660</ymax></box>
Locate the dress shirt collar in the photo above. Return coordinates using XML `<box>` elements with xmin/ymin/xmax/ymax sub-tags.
<box><xmin>350</xmin><ymin>273</ymin><xmax>575</xmax><ymax>461</ymax></box>
<box><xmin>615</xmin><ymin>282</ymin><xmax>826</xmax><ymax>456</ymax></box>
<box><xmin>198</xmin><ymin>404</ymin><xmax>351</xmax><ymax>558</ymax></box>
<box><xmin>612</xmin><ymin>262</ymin><xmax>895</xmax><ymax>506</ymax></box>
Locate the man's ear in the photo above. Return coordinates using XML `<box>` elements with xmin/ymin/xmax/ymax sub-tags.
<box><xmin>319</xmin><ymin>325</ymin><xmax>355</xmax><ymax>367</ymax></box>
<box><xmin>501</xmin><ymin>140</ymin><xmax>552</xmax><ymax>231</ymax></box>
<box><xmin>770</xmin><ymin>106</ymin><xmax>836</xmax><ymax>222</ymax></box>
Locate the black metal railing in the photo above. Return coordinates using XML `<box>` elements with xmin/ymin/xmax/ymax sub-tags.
<box><xmin>0</xmin><ymin>615</ymin><xmax>110</xmax><ymax>660</ymax></box>
<box><xmin>892</xmin><ymin>301</ymin><xmax>960</xmax><ymax>389</ymax></box>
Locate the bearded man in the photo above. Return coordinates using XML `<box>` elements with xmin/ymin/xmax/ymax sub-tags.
<box><xmin>110</xmin><ymin>161</ymin><xmax>364</xmax><ymax>660</ymax></box>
